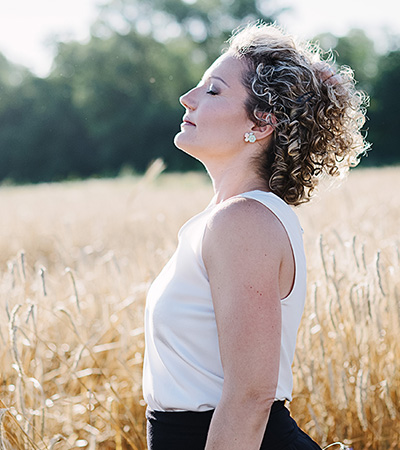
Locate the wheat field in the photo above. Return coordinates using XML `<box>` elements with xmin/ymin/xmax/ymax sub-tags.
<box><xmin>0</xmin><ymin>164</ymin><xmax>399</xmax><ymax>450</ymax></box>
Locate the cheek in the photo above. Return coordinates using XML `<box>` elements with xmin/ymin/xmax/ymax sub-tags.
<box><xmin>204</xmin><ymin>103</ymin><xmax>247</xmax><ymax>130</ymax></box>
<box><xmin>226</xmin><ymin>109</ymin><xmax>251</xmax><ymax>136</ymax></box>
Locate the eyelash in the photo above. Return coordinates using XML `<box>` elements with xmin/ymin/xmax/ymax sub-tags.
<box><xmin>206</xmin><ymin>89</ymin><xmax>218</xmax><ymax>96</ymax></box>
<box><xmin>206</xmin><ymin>84</ymin><xmax>218</xmax><ymax>96</ymax></box>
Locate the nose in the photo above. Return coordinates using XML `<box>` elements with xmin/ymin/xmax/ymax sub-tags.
<box><xmin>179</xmin><ymin>87</ymin><xmax>197</xmax><ymax>110</ymax></box>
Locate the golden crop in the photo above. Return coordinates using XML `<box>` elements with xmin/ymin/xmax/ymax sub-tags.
<box><xmin>0</xmin><ymin>165</ymin><xmax>398</xmax><ymax>449</ymax></box>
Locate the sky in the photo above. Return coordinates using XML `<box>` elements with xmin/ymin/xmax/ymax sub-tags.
<box><xmin>0</xmin><ymin>0</ymin><xmax>399</xmax><ymax>77</ymax></box>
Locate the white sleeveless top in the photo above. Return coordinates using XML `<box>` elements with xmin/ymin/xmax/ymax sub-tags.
<box><xmin>143</xmin><ymin>190</ymin><xmax>307</xmax><ymax>412</ymax></box>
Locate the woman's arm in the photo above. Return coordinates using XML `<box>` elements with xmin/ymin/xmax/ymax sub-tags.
<box><xmin>203</xmin><ymin>197</ymin><xmax>293</xmax><ymax>450</ymax></box>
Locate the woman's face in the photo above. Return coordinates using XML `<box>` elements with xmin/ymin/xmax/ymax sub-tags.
<box><xmin>174</xmin><ymin>54</ymin><xmax>254</xmax><ymax>163</ymax></box>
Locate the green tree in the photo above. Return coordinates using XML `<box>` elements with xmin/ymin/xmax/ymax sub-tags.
<box><xmin>0</xmin><ymin>73</ymin><xmax>96</xmax><ymax>182</ymax></box>
<box><xmin>96</xmin><ymin>0</ymin><xmax>279</xmax><ymax>63</ymax></box>
<box><xmin>51</xmin><ymin>30</ymin><xmax>206</xmax><ymax>174</ymax></box>
<box><xmin>367</xmin><ymin>50</ymin><xmax>400</xmax><ymax>165</ymax></box>
<box><xmin>0</xmin><ymin>53</ymin><xmax>29</xmax><ymax>87</ymax></box>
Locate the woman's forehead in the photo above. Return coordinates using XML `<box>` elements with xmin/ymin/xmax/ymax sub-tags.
<box><xmin>203</xmin><ymin>54</ymin><xmax>245</xmax><ymax>83</ymax></box>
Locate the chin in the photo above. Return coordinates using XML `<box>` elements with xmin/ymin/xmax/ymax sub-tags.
<box><xmin>174</xmin><ymin>133</ymin><xmax>202</xmax><ymax>161</ymax></box>
<box><xmin>173</xmin><ymin>131</ymin><xmax>183</xmax><ymax>149</ymax></box>
<box><xmin>174</xmin><ymin>132</ymin><xmax>191</xmax><ymax>152</ymax></box>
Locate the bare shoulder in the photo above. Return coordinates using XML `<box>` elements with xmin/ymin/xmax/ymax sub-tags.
<box><xmin>205</xmin><ymin>196</ymin><xmax>286</xmax><ymax>241</ymax></box>
<box><xmin>203</xmin><ymin>195</ymin><xmax>295</xmax><ymax>300</ymax></box>
<box><xmin>203</xmin><ymin>196</ymin><xmax>289</xmax><ymax>264</ymax></box>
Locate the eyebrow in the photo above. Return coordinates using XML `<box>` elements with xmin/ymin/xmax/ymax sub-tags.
<box><xmin>210</xmin><ymin>75</ymin><xmax>230</xmax><ymax>88</ymax></box>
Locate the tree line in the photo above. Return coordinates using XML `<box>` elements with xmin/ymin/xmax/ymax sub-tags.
<box><xmin>0</xmin><ymin>0</ymin><xmax>398</xmax><ymax>184</ymax></box>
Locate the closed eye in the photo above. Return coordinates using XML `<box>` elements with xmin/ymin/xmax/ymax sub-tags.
<box><xmin>206</xmin><ymin>83</ymin><xmax>219</xmax><ymax>96</ymax></box>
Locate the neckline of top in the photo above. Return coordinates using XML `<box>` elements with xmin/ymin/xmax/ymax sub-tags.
<box><xmin>209</xmin><ymin>190</ymin><xmax>280</xmax><ymax>208</ymax></box>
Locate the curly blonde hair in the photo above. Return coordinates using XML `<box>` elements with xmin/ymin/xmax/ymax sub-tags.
<box><xmin>227</xmin><ymin>23</ymin><xmax>370</xmax><ymax>206</ymax></box>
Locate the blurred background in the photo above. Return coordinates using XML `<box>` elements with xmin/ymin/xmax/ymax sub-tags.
<box><xmin>0</xmin><ymin>0</ymin><xmax>399</xmax><ymax>183</ymax></box>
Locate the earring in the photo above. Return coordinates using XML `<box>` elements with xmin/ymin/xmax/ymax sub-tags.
<box><xmin>244</xmin><ymin>132</ymin><xmax>256</xmax><ymax>143</ymax></box>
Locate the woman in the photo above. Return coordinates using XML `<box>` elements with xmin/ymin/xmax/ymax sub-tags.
<box><xmin>143</xmin><ymin>23</ymin><xmax>368</xmax><ymax>450</ymax></box>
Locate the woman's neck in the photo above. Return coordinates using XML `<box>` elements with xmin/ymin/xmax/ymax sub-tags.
<box><xmin>205</xmin><ymin>158</ymin><xmax>269</xmax><ymax>204</ymax></box>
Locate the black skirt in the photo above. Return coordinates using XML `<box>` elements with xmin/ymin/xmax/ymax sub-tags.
<box><xmin>146</xmin><ymin>401</ymin><xmax>321</xmax><ymax>450</ymax></box>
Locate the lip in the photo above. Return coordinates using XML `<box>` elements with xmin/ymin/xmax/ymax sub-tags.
<box><xmin>182</xmin><ymin>116</ymin><xmax>196</xmax><ymax>126</ymax></box>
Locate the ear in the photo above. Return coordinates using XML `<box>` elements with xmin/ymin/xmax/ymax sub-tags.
<box><xmin>251</xmin><ymin>112</ymin><xmax>276</xmax><ymax>141</ymax></box>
